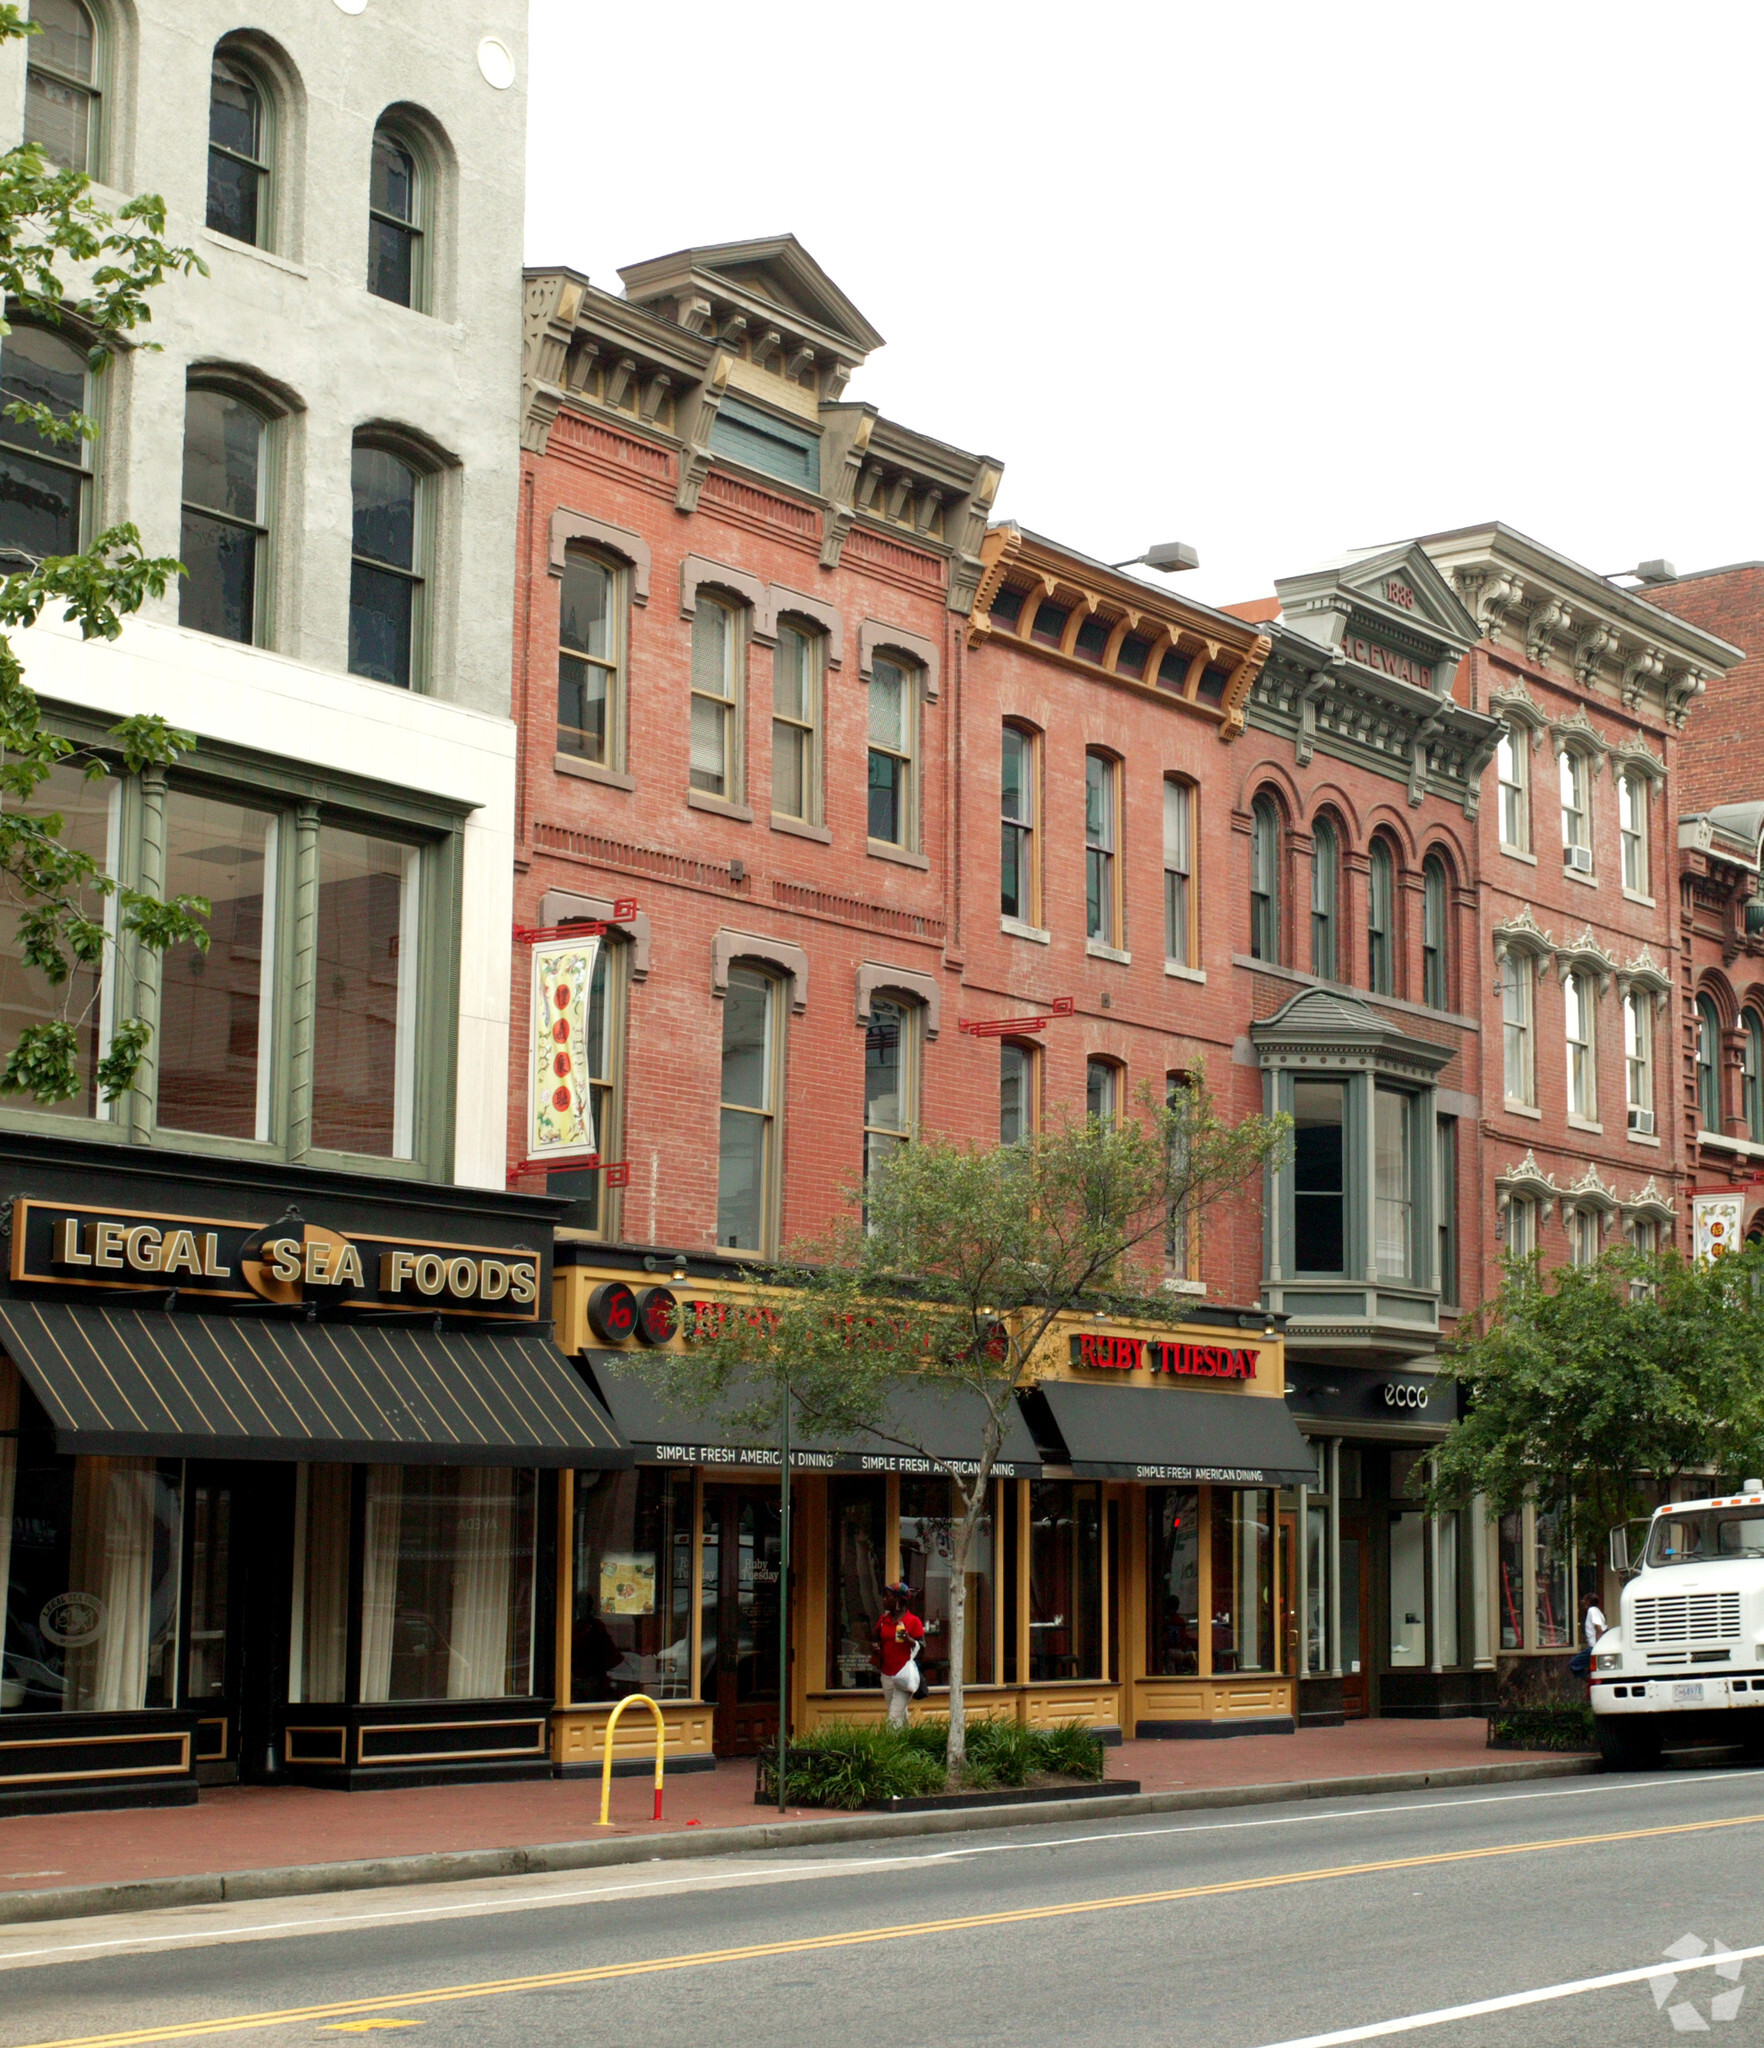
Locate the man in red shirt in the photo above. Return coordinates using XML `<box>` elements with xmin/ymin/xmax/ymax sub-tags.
<box><xmin>874</xmin><ymin>1581</ymin><xmax>924</xmax><ymax>1727</ymax></box>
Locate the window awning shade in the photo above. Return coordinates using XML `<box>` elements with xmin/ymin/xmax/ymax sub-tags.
<box><xmin>0</xmin><ymin>1300</ymin><xmax>630</xmax><ymax>1467</ymax></box>
<box><xmin>584</xmin><ymin>1354</ymin><xmax>1044</xmax><ymax>1478</ymax></box>
<box><xmin>1023</xmin><ymin>1381</ymin><xmax>1315</xmax><ymax>1487</ymax></box>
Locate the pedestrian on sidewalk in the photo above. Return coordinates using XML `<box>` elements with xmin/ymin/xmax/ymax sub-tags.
<box><xmin>875</xmin><ymin>1581</ymin><xmax>924</xmax><ymax>1728</ymax></box>
<box><xmin>1569</xmin><ymin>1589</ymin><xmax>1608</xmax><ymax>1682</ymax></box>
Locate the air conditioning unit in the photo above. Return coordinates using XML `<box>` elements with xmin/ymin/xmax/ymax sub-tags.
<box><xmin>1565</xmin><ymin>845</ymin><xmax>1594</xmax><ymax>874</ymax></box>
<box><xmin>1629</xmin><ymin>1107</ymin><xmax>1655</xmax><ymax>1135</ymax></box>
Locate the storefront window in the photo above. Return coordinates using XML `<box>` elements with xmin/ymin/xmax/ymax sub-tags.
<box><xmin>1437</xmin><ymin>1510</ymin><xmax>1461</xmax><ymax>1668</ymax></box>
<box><xmin>1534</xmin><ymin>1507</ymin><xmax>1571</xmax><ymax>1648</ymax></box>
<box><xmin>827</xmin><ymin>1477</ymin><xmax>884</xmax><ymax>1691</ymax></box>
<box><xmin>1211</xmin><ymin>1488</ymin><xmax>1273</xmax><ymax>1673</ymax></box>
<box><xmin>1498</xmin><ymin>1510</ymin><xmax>1524</xmax><ymax>1650</ymax></box>
<box><xmin>900</xmin><ymin>1477</ymin><xmax>993</xmax><ymax>1687</ymax></box>
<box><xmin>2</xmin><ymin>1378</ymin><xmax>180</xmax><ymax>1714</ymax></box>
<box><xmin>184</xmin><ymin>1476</ymin><xmax>232</xmax><ymax>1705</ymax></box>
<box><xmin>1389</xmin><ymin>1511</ymin><xmax>1426</xmax><ymax>1667</ymax></box>
<box><xmin>289</xmin><ymin>1463</ymin><xmax>350</xmax><ymax>1703</ymax></box>
<box><xmin>360</xmin><ymin>1467</ymin><xmax>536</xmax><ymax>1702</ymax></box>
<box><xmin>570</xmin><ymin>1467</ymin><xmax>692</xmax><ymax>1703</ymax></box>
<box><xmin>1146</xmin><ymin>1487</ymin><xmax>1200</xmax><ymax>1675</ymax></box>
<box><xmin>1029</xmin><ymin>1481</ymin><xmax>1102</xmax><ymax>1681</ymax></box>
<box><xmin>1305</xmin><ymin>1500</ymin><xmax>1327</xmax><ymax>1672</ymax></box>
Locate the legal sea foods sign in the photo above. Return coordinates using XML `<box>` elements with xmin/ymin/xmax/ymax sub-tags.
<box><xmin>9</xmin><ymin>1199</ymin><xmax>542</xmax><ymax>1320</ymax></box>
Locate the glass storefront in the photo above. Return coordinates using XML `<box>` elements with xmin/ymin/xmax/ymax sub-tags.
<box><xmin>899</xmin><ymin>1477</ymin><xmax>994</xmax><ymax>1687</ymax></box>
<box><xmin>1212</xmin><ymin>1488</ymin><xmax>1274</xmax><ymax>1673</ymax></box>
<box><xmin>826</xmin><ymin>1477</ymin><xmax>885</xmax><ymax>1691</ymax></box>
<box><xmin>1029</xmin><ymin>1481</ymin><xmax>1103</xmax><ymax>1680</ymax></box>
<box><xmin>570</xmin><ymin>1467</ymin><xmax>693</xmax><ymax>1703</ymax></box>
<box><xmin>1146</xmin><ymin>1487</ymin><xmax>1200</xmax><ymax>1675</ymax></box>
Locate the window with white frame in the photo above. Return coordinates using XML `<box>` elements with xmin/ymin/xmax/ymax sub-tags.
<box><xmin>690</xmin><ymin>595</ymin><xmax>742</xmax><ymax>801</ymax></box>
<box><xmin>1501</xmin><ymin>951</ymin><xmax>1535</xmax><ymax>1106</ymax></box>
<box><xmin>1624</xmin><ymin>990</ymin><xmax>1654</xmax><ymax>1134</ymax></box>
<box><xmin>1374</xmin><ymin>1086</ymin><xmax>1413</xmax><ymax>1281</ymax></box>
<box><xmin>1497</xmin><ymin>725</ymin><xmax>1529</xmax><ymax>851</ymax></box>
<box><xmin>1085</xmin><ymin>1056</ymin><xmax>1119</xmax><ymax>1127</ymax></box>
<box><xmin>864</xmin><ymin>997</ymin><xmax>919</xmax><ymax>1189</ymax></box>
<box><xmin>1505</xmin><ymin>1195</ymin><xmax>1536</xmax><ymax>1259</ymax></box>
<box><xmin>1567</xmin><ymin>1205</ymin><xmax>1600</xmax><ymax>1266</ymax></box>
<box><xmin>1001</xmin><ymin>724</ymin><xmax>1038</xmax><ymax>923</ymax></box>
<box><xmin>1163</xmin><ymin>777</ymin><xmax>1193</xmax><ymax>966</ymax></box>
<box><xmin>1619</xmin><ymin>771</ymin><xmax>1648</xmax><ymax>895</ymax></box>
<box><xmin>1559</xmin><ymin>750</ymin><xmax>1592</xmax><ymax>872</ymax></box>
<box><xmin>1564</xmin><ymin>970</ymin><xmax>1596</xmax><ymax>1121</ymax></box>
<box><xmin>1085</xmin><ymin>751</ymin><xmax>1120</xmax><ymax>944</ymax></box>
<box><xmin>1626</xmin><ymin>1214</ymin><xmax>1659</xmax><ymax>1256</ymax></box>
<box><xmin>1000</xmin><ymin>1039</ymin><xmax>1037</xmax><ymax>1145</ymax></box>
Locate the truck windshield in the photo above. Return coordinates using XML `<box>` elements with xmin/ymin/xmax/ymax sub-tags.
<box><xmin>1646</xmin><ymin>1511</ymin><xmax>1764</xmax><ymax>1566</ymax></box>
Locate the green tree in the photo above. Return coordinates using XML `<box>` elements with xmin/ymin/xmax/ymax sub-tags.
<box><xmin>1429</xmin><ymin>1242</ymin><xmax>1764</xmax><ymax>1557</ymax></box>
<box><xmin>652</xmin><ymin>1079</ymin><xmax>1288</xmax><ymax>1788</ymax></box>
<box><xmin>0</xmin><ymin>4</ymin><xmax>209</xmax><ymax>1108</ymax></box>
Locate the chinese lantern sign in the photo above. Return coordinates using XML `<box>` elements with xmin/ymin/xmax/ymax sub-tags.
<box><xmin>528</xmin><ymin>935</ymin><xmax>600</xmax><ymax>1164</ymax></box>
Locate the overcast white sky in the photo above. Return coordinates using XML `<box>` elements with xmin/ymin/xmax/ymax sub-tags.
<box><xmin>525</xmin><ymin>1</ymin><xmax>1761</xmax><ymax>607</ymax></box>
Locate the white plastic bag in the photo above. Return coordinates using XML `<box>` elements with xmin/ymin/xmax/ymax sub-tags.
<box><xmin>898</xmin><ymin>1651</ymin><xmax>922</xmax><ymax>1696</ymax></box>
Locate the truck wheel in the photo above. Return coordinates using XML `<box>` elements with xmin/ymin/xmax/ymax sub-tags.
<box><xmin>1597</xmin><ymin>1717</ymin><xmax>1664</xmax><ymax>1770</ymax></box>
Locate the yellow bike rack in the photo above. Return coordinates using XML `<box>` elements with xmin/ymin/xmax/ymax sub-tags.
<box><xmin>597</xmin><ymin>1693</ymin><xmax>666</xmax><ymax>1826</ymax></box>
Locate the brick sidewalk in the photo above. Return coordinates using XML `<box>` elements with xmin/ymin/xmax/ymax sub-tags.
<box><xmin>0</xmin><ymin>1719</ymin><xmax>1510</xmax><ymax>1895</ymax></box>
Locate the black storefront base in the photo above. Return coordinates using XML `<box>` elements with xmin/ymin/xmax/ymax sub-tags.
<box><xmin>0</xmin><ymin>1708</ymin><xmax>199</xmax><ymax>1817</ymax></box>
<box><xmin>1297</xmin><ymin>1675</ymin><xmax>1346</xmax><ymax>1728</ymax></box>
<box><xmin>1378</xmin><ymin>1669</ymin><xmax>1499</xmax><ymax>1719</ymax></box>
<box><xmin>275</xmin><ymin>1698</ymin><xmax>555</xmax><ymax>1792</ymax></box>
<box><xmin>1136</xmin><ymin>1716</ymin><xmax>1296</xmax><ymax>1739</ymax></box>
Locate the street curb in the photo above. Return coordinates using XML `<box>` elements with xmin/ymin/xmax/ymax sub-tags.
<box><xmin>0</xmin><ymin>1755</ymin><xmax>1599</xmax><ymax>1927</ymax></box>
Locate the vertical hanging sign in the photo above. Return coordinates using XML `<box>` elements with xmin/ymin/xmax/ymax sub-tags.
<box><xmin>528</xmin><ymin>934</ymin><xmax>601</xmax><ymax>1165</ymax></box>
<box><xmin>1694</xmin><ymin>1193</ymin><xmax>1744</xmax><ymax>1262</ymax></box>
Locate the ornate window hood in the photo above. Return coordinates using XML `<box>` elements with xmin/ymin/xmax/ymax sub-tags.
<box><xmin>1555</xmin><ymin>927</ymin><xmax>1619</xmax><ymax>985</ymax></box>
<box><xmin>1618</xmin><ymin>948</ymin><xmax>1672</xmax><ymax>996</ymax></box>
<box><xmin>1562</xmin><ymin>1164</ymin><xmax>1621</xmax><ymax>1215</ymax></box>
<box><xmin>1621</xmin><ymin>1179</ymin><xmax>1677</xmax><ymax>1226</ymax></box>
<box><xmin>1495</xmin><ymin>1151</ymin><xmax>1560</xmax><ymax>1218</ymax></box>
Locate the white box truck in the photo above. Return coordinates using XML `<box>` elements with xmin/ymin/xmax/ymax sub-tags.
<box><xmin>1591</xmin><ymin>1482</ymin><xmax>1764</xmax><ymax>1768</ymax></box>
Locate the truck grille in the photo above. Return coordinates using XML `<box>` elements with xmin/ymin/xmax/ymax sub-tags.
<box><xmin>1631</xmin><ymin>1592</ymin><xmax>1742</xmax><ymax>1644</ymax></box>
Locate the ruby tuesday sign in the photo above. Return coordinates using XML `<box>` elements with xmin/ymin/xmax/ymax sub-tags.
<box><xmin>1070</xmin><ymin>1332</ymin><xmax>1259</xmax><ymax>1381</ymax></box>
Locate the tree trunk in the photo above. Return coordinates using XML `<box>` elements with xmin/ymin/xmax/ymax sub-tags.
<box><xmin>944</xmin><ymin>1399</ymin><xmax>1008</xmax><ymax>1789</ymax></box>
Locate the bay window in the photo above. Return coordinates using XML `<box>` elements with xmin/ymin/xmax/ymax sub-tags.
<box><xmin>1292</xmin><ymin>1079</ymin><xmax>1346</xmax><ymax>1273</ymax></box>
<box><xmin>1374</xmin><ymin>1087</ymin><xmax>1413</xmax><ymax>1280</ymax></box>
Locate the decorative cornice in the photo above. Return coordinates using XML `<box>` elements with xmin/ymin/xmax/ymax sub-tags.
<box><xmin>1526</xmin><ymin>596</ymin><xmax>1573</xmax><ymax>666</ymax></box>
<box><xmin>1573</xmin><ymin>620</ymin><xmax>1621</xmax><ymax>687</ymax></box>
<box><xmin>1453</xmin><ymin>566</ymin><xmax>1526</xmax><ymax>640</ymax></box>
<box><xmin>1617</xmin><ymin>948</ymin><xmax>1672</xmax><ymax>996</ymax></box>
<box><xmin>1561</xmin><ymin>1164</ymin><xmax>1620</xmax><ymax>1215</ymax></box>
<box><xmin>1621</xmin><ymin>1178</ymin><xmax>1678</xmax><ymax>1225</ymax></box>
<box><xmin>1496</xmin><ymin>1150</ymin><xmax>1559</xmax><ymax>1216</ymax></box>
<box><xmin>1555</xmin><ymin>927</ymin><xmax>1619</xmax><ymax>984</ymax></box>
<box><xmin>1620</xmin><ymin>644</ymin><xmax>1665</xmax><ymax>712</ymax></box>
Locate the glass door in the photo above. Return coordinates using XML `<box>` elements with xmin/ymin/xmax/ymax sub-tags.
<box><xmin>182</xmin><ymin>1465</ymin><xmax>237</xmax><ymax>1775</ymax></box>
<box><xmin>181</xmin><ymin>1460</ymin><xmax>295</xmax><ymax>1782</ymax></box>
<box><xmin>1338</xmin><ymin>1520</ymin><xmax>1369</xmax><ymax>1718</ymax></box>
<box><xmin>702</xmin><ymin>1486</ymin><xmax>784</xmax><ymax>1755</ymax></box>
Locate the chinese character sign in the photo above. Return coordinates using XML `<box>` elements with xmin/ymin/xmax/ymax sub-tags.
<box><xmin>1694</xmin><ymin>1194</ymin><xmax>1744</xmax><ymax>1263</ymax></box>
<box><xmin>528</xmin><ymin>935</ymin><xmax>600</xmax><ymax>1164</ymax></box>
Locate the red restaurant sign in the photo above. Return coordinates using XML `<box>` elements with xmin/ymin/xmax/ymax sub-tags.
<box><xmin>1070</xmin><ymin>1333</ymin><xmax>1257</xmax><ymax>1380</ymax></box>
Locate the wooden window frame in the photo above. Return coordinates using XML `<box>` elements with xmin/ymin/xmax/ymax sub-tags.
<box><xmin>1001</xmin><ymin>721</ymin><xmax>1040</xmax><ymax>926</ymax></box>
<box><xmin>1085</xmin><ymin>749</ymin><xmax>1122</xmax><ymax>947</ymax></box>
<box><xmin>1163</xmin><ymin>776</ymin><xmax>1194</xmax><ymax>967</ymax></box>
<box><xmin>690</xmin><ymin>592</ymin><xmax>745</xmax><ymax>805</ymax></box>
<box><xmin>771</xmin><ymin>616</ymin><xmax>824</xmax><ymax>828</ymax></box>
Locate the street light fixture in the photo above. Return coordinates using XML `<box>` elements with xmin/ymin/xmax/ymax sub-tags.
<box><xmin>1110</xmin><ymin>541</ymin><xmax>1200</xmax><ymax>575</ymax></box>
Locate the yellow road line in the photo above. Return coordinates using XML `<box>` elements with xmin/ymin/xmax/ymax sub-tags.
<box><xmin>16</xmin><ymin>1808</ymin><xmax>1764</xmax><ymax>2048</ymax></box>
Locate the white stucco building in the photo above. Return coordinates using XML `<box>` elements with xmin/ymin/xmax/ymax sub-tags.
<box><xmin>0</xmin><ymin>0</ymin><xmax>526</xmax><ymax>1186</ymax></box>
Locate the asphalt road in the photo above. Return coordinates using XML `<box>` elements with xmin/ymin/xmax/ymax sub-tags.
<box><xmin>4</xmin><ymin>1766</ymin><xmax>1764</xmax><ymax>2048</ymax></box>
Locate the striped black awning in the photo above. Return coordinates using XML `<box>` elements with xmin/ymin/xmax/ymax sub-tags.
<box><xmin>0</xmin><ymin>1300</ymin><xmax>630</xmax><ymax>1467</ymax></box>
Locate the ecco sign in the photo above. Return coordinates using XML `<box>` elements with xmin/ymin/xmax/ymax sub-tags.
<box><xmin>1382</xmin><ymin>1381</ymin><xmax>1430</xmax><ymax>1410</ymax></box>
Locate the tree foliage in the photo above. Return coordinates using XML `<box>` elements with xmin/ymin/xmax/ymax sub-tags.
<box><xmin>1429</xmin><ymin>1242</ymin><xmax>1764</xmax><ymax>1554</ymax></box>
<box><xmin>0</xmin><ymin>5</ymin><xmax>209</xmax><ymax>1107</ymax></box>
<box><xmin>651</xmin><ymin>1079</ymin><xmax>1288</xmax><ymax>1782</ymax></box>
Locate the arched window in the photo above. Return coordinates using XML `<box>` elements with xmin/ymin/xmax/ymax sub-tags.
<box><xmin>349</xmin><ymin>440</ymin><xmax>428</xmax><ymax>689</ymax></box>
<box><xmin>1697</xmin><ymin>995</ymin><xmax>1722</xmax><ymax>1133</ymax></box>
<box><xmin>1310</xmin><ymin>817</ymin><xmax>1337</xmax><ymax>980</ymax></box>
<box><xmin>1367</xmin><ymin>839</ymin><xmax>1394</xmax><ymax>994</ymax></box>
<box><xmin>368</xmin><ymin>120</ymin><xmax>427</xmax><ymax>310</ymax></box>
<box><xmin>1000</xmin><ymin>1039</ymin><xmax>1037</xmax><ymax>1145</ymax></box>
<box><xmin>557</xmin><ymin>546</ymin><xmax>623</xmax><ymax>766</ymax></box>
<box><xmin>1085</xmin><ymin>1056</ymin><xmax>1120</xmax><ymax>1127</ymax></box>
<box><xmin>24</xmin><ymin>0</ymin><xmax>100</xmax><ymax>175</ymax></box>
<box><xmin>1249</xmin><ymin>795</ymin><xmax>1279</xmax><ymax>963</ymax></box>
<box><xmin>0</xmin><ymin>325</ymin><xmax>90</xmax><ymax>560</ymax></box>
<box><xmin>1422</xmin><ymin>855</ymin><xmax>1448</xmax><ymax>1010</ymax></box>
<box><xmin>1745</xmin><ymin>1011</ymin><xmax>1764</xmax><ymax>1145</ymax></box>
<box><xmin>180</xmin><ymin>387</ymin><xmax>269</xmax><ymax>643</ymax></box>
<box><xmin>207</xmin><ymin>51</ymin><xmax>274</xmax><ymax>249</ymax></box>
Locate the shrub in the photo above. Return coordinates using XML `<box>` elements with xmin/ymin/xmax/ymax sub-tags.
<box><xmin>1487</xmin><ymin>1701</ymin><xmax>1596</xmax><ymax>1752</ymax></box>
<box><xmin>756</xmin><ymin>1714</ymin><xmax>1107</xmax><ymax>1805</ymax></box>
<box><xmin>1032</xmin><ymin>1719</ymin><xmax>1106</xmax><ymax>1781</ymax></box>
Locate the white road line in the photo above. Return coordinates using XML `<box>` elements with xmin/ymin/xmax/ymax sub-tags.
<box><xmin>0</xmin><ymin>1768</ymin><xmax>1755</xmax><ymax>1970</ymax></box>
<box><xmin>1248</xmin><ymin>1941</ymin><xmax>1764</xmax><ymax>2048</ymax></box>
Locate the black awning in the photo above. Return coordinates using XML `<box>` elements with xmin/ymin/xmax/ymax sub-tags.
<box><xmin>584</xmin><ymin>1354</ymin><xmax>1042</xmax><ymax>1479</ymax></box>
<box><xmin>1023</xmin><ymin>1381</ymin><xmax>1314</xmax><ymax>1487</ymax></box>
<box><xmin>0</xmin><ymin>1300</ymin><xmax>630</xmax><ymax>1468</ymax></box>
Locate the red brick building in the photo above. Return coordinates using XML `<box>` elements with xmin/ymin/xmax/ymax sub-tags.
<box><xmin>1618</xmin><ymin>564</ymin><xmax>1764</xmax><ymax>1240</ymax></box>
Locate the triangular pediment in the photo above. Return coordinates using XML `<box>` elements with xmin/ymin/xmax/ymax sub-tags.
<box><xmin>618</xmin><ymin>236</ymin><xmax>884</xmax><ymax>361</ymax></box>
<box><xmin>1274</xmin><ymin>541</ymin><xmax>1480</xmax><ymax>680</ymax></box>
